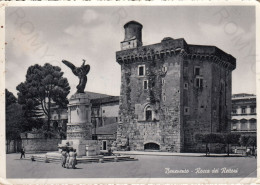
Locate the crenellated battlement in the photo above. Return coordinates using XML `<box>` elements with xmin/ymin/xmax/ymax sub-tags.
<box><xmin>116</xmin><ymin>40</ymin><xmax>236</xmax><ymax>71</ymax></box>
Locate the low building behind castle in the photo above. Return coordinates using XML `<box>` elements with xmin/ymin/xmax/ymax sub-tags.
<box><xmin>231</xmin><ymin>93</ymin><xmax>256</xmax><ymax>137</ymax></box>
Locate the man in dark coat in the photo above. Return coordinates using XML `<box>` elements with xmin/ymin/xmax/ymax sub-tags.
<box><xmin>20</xmin><ymin>147</ymin><xmax>25</xmax><ymax>159</ymax></box>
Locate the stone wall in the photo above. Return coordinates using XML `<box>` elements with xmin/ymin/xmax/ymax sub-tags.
<box><xmin>22</xmin><ymin>138</ymin><xmax>61</xmax><ymax>152</ymax></box>
<box><xmin>6</xmin><ymin>140</ymin><xmax>22</xmax><ymax>153</ymax></box>
<box><xmin>20</xmin><ymin>132</ymin><xmax>61</xmax><ymax>153</ymax></box>
<box><xmin>182</xmin><ymin>50</ymin><xmax>233</xmax><ymax>152</ymax></box>
<box><xmin>97</xmin><ymin>134</ymin><xmax>116</xmax><ymax>150</ymax></box>
<box><xmin>182</xmin><ymin>57</ymin><xmax>213</xmax><ymax>152</ymax></box>
<box><xmin>116</xmin><ymin>42</ymin><xmax>184</xmax><ymax>152</ymax></box>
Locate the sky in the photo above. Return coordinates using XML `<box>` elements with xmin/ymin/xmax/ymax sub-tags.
<box><xmin>5</xmin><ymin>6</ymin><xmax>256</xmax><ymax>97</ymax></box>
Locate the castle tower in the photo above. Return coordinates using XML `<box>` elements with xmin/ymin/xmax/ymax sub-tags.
<box><xmin>116</xmin><ymin>21</ymin><xmax>236</xmax><ymax>152</ymax></box>
<box><xmin>121</xmin><ymin>21</ymin><xmax>143</xmax><ymax>50</ymax></box>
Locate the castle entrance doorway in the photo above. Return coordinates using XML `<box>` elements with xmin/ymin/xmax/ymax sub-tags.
<box><xmin>144</xmin><ymin>143</ymin><xmax>160</xmax><ymax>150</ymax></box>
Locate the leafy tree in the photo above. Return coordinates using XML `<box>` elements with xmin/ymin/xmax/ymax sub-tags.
<box><xmin>240</xmin><ymin>135</ymin><xmax>257</xmax><ymax>150</ymax></box>
<box><xmin>6</xmin><ymin>103</ymin><xmax>24</xmax><ymax>140</ymax></box>
<box><xmin>6</xmin><ymin>89</ymin><xmax>43</xmax><ymax>142</ymax></box>
<box><xmin>248</xmin><ymin>136</ymin><xmax>257</xmax><ymax>148</ymax></box>
<box><xmin>17</xmin><ymin>63</ymin><xmax>70</xmax><ymax>131</ymax></box>
<box><xmin>224</xmin><ymin>133</ymin><xmax>240</xmax><ymax>156</ymax></box>
<box><xmin>6</xmin><ymin>89</ymin><xmax>21</xmax><ymax>141</ymax></box>
<box><xmin>195</xmin><ymin>133</ymin><xmax>225</xmax><ymax>155</ymax></box>
<box><xmin>5</xmin><ymin>89</ymin><xmax>17</xmax><ymax>108</ymax></box>
<box><xmin>196</xmin><ymin>133</ymin><xmax>241</xmax><ymax>156</ymax></box>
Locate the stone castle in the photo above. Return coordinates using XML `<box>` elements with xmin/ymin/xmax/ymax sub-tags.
<box><xmin>116</xmin><ymin>21</ymin><xmax>236</xmax><ymax>152</ymax></box>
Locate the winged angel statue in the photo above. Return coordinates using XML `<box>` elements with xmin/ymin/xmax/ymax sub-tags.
<box><xmin>62</xmin><ymin>59</ymin><xmax>90</xmax><ymax>93</ymax></box>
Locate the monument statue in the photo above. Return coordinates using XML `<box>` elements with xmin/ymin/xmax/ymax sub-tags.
<box><xmin>62</xmin><ymin>59</ymin><xmax>90</xmax><ymax>93</ymax></box>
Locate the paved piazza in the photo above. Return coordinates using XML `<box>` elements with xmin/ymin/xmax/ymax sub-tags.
<box><xmin>6</xmin><ymin>153</ymin><xmax>256</xmax><ymax>178</ymax></box>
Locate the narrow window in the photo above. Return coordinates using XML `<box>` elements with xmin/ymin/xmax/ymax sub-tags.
<box><xmin>195</xmin><ymin>77</ymin><xmax>203</xmax><ymax>88</ymax></box>
<box><xmin>251</xmin><ymin>107</ymin><xmax>256</xmax><ymax>114</ymax></box>
<box><xmin>184</xmin><ymin>107</ymin><xmax>190</xmax><ymax>115</ymax></box>
<box><xmin>241</xmin><ymin>107</ymin><xmax>246</xmax><ymax>114</ymax></box>
<box><xmin>138</xmin><ymin>65</ymin><xmax>145</xmax><ymax>76</ymax></box>
<box><xmin>162</xmin><ymin>66</ymin><xmax>167</xmax><ymax>72</ymax></box>
<box><xmin>184</xmin><ymin>83</ymin><xmax>188</xmax><ymax>89</ymax></box>
<box><xmin>143</xmin><ymin>80</ymin><xmax>148</xmax><ymax>90</ymax></box>
<box><xmin>163</xmin><ymin>96</ymin><xmax>166</xmax><ymax>102</ymax></box>
<box><xmin>232</xmin><ymin>124</ymin><xmax>237</xmax><ymax>131</ymax></box>
<box><xmin>103</xmin><ymin>110</ymin><xmax>105</xmax><ymax>113</ymax></box>
<box><xmin>145</xmin><ymin>106</ymin><xmax>152</xmax><ymax>121</ymax></box>
<box><xmin>232</xmin><ymin>109</ymin><xmax>237</xmax><ymax>114</ymax></box>
<box><xmin>162</xmin><ymin>78</ymin><xmax>165</xmax><ymax>85</ymax></box>
<box><xmin>196</xmin><ymin>78</ymin><xmax>200</xmax><ymax>87</ymax></box>
<box><xmin>194</xmin><ymin>66</ymin><xmax>200</xmax><ymax>76</ymax></box>
<box><xmin>200</xmin><ymin>79</ymin><xmax>203</xmax><ymax>87</ymax></box>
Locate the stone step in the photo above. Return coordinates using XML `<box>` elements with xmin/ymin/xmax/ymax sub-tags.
<box><xmin>26</xmin><ymin>155</ymin><xmax>137</xmax><ymax>164</ymax></box>
<box><xmin>26</xmin><ymin>156</ymin><xmax>61</xmax><ymax>163</ymax></box>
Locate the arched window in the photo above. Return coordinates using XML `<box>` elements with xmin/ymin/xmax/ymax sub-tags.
<box><xmin>145</xmin><ymin>106</ymin><xmax>152</xmax><ymax>121</ymax></box>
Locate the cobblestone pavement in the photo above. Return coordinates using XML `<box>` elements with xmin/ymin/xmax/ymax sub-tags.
<box><xmin>6</xmin><ymin>153</ymin><xmax>256</xmax><ymax>179</ymax></box>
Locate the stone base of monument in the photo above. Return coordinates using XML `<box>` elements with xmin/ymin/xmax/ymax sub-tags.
<box><xmin>58</xmin><ymin>140</ymin><xmax>100</xmax><ymax>157</ymax></box>
<box><xmin>55</xmin><ymin>92</ymin><xmax>101</xmax><ymax>157</ymax></box>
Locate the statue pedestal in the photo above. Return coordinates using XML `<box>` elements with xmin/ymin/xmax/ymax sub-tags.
<box><xmin>60</xmin><ymin>140</ymin><xmax>100</xmax><ymax>156</ymax></box>
<box><xmin>59</xmin><ymin>93</ymin><xmax>100</xmax><ymax>156</ymax></box>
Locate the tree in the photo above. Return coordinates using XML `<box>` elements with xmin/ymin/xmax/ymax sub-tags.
<box><xmin>5</xmin><ymin>89</ymin><xmax>20</xmax><ymax>141</ymax></box>
<box><xmin>224</xmin><ymin>133</ymin><xmax>240</xmax><ymax>156</ymax></box>
<box><xmin>17</xmin><ymin>63</ymin><xmax>70</xmax><ymax>131</ymax></box>
<box><xmin>196</xmin><ymin>133</ymin><xmax>241</xmax><ymax>156</ymax></box>
<box><xmin>5</xmin><ymin>89</ymin><xmax>17</xmax><ymax>108</ymax></box>
<box><xmin>248</xmin><ymin>136</ymin><xmax>257</xmax><ymax>148</ymax></box>
<box><xmin>240</xmin><ymin>135</ymin><xmax>257</xmax><ymax>150</ymax></box>
<box><xmin>195</xmin><ymin>133</ymin><xmax>225</xmax><ymax>155</ymax></box>
<box><xmin>6</xmin><ymin>103</ymin><xmax>24</xmax><ymax>140</ymax></box>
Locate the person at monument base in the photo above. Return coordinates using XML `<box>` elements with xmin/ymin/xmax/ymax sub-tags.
<box><xmin>61</xmin><ymin>149</ymin><xmax>67</xmax><ymax>168</ymax></box>
<box><xmin>72</xmin><ymin>149</ymin><xmax>77</xmax><ymax>169</ymax></box>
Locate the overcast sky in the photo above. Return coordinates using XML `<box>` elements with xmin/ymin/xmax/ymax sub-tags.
<box><xmin>5</xmin><ymin>6</ymin><xmax>256</xmax><ymax>97</ymax></box>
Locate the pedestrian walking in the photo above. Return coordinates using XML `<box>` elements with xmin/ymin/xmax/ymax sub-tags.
<box><xmin>246</xmin><ymin>148</ymin><xmax>251</xmax><ymax>157</ymax></box>
<box><xmin>252</xmin><ymin>147</ymin><xmax>255</xmax><ymax>156</ymax></box>
<box><xmin>20</xmin><ymin>147</ymin><xmax>25</xmax><ymax>159</ymax></box>
<box><xmin>206</xmin><ymin>145</ymin><xmax>210</xmax><ymax>156</ymax></box>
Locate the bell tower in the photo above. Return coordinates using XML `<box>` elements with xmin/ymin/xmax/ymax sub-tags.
<box><xmin>120</xmin><ymin>20</ymin><xmax>143</xmax><ymax>50</ymax></box>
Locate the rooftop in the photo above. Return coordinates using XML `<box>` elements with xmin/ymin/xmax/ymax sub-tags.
<box><xmin>124</xmin><ymin>20</ymin><xmax>143</xmax><ymax>29</ymax></box>
<box><xmin>116</xmin><ymin>38</ymin><xmax>236</xmax><ymax>70</ymax></box>
<box><xmin>232</xmin><ymin>93</ymin><xmax>256</xmax><ymax>100</ymax></box>
<box><xmin>85</xmin><ymin>91</ymin><xmax>113</xmax><ymax>100</ymax></box>
<box><xmin>91</xmin><ymin>96</ymin><xmax>119</xmax><ymax>105</ymax></box>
